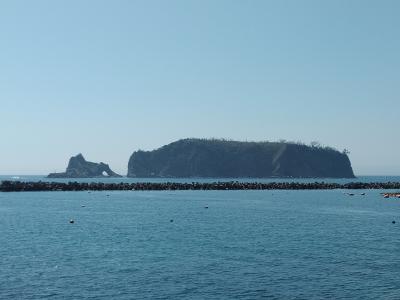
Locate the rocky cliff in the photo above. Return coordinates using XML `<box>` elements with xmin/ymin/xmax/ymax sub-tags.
<box><xmin>48</xmin><ymin>154</ymin><xmax>122</xmax><ymax>178</ymax></box>
<box><xmin>127</xmin><ymin>139</ymin><xmax>355</xmax><ymax>178</ymax></box>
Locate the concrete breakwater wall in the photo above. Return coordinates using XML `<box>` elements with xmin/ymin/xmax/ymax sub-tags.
<box><xmin>1</xmin><ymin>180</ymin><xmax>400</xmax><ymax>192</ymax></box>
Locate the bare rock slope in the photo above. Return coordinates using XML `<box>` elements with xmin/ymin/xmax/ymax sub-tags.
<box><xmin>48</xmin><ymin>154</ymin><xmax>121</xmax><ymax>178</ymax></box>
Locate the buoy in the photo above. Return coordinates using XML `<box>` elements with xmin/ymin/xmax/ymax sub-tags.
<box><xmin>69</xmin><ymin>219</ymin><xmax>75</xmax><ymax>224</ymax></box>
<box><xmin>392</xmin><ymin>220</ymin><xmax>396</xmax><ymax>224</ymax></box>
<box><xmin>81</xmin><ymin>205</ymin><xmax>85</xmax><ymax>207</ymax></box>
<box><xmin>204</xmin><ymin>206</ymin><xmax>209</xmax><ymax>209</ymax></box>
<box><xmin>170</xmin><ymin>219</ymin><xmax>174</xmax><ymax>222</ymax></box>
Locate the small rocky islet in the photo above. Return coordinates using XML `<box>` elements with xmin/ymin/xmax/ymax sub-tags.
<box><xmin>47</xmin><ymin>153</ymin><xmax>122</xmax><ymax>178</ymax></box>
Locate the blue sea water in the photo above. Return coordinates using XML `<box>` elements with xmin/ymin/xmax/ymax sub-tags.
<box><xmin>1</xmin><ymin>177</ymin><xmax>400</xmax><ymax>299</ymax></box>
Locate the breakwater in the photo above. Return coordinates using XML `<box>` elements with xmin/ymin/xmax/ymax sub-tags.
<box><xmin>1</xmin><ymin>180</ymin><xmax>400</xmax><ymax>192</ymax></box>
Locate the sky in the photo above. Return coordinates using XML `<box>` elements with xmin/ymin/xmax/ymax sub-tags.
<box><xmin>0</xmin><ymin>0</ymin><xmax>399</xmax><ymax>175</ymax></box>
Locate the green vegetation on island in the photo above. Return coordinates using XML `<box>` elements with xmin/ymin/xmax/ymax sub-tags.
<box><xmin>127</xmin><ymin>138</ymin><xmax>355</xmax><ymax>178</ymax></box>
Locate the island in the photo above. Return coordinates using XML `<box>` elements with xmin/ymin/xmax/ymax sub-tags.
<box><xmin>127</xmin><ymin>138</ymin><xmax>355</xmax><ymax>178</ymax></box>
<box><xmin>47</xmin><ymin>154</ymin><xmax>122</xmax><ymax>178</ymax></box>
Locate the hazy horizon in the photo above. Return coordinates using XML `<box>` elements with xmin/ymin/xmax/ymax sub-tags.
<box><xmin>1</xmin><ymin>1</ymin><xmax>399</xmax><ymax>176</ymax></box>
<box><xmin>0</xmin><ymin>136</ymin><xmax>398</xmax><ymax>176</ymax></box>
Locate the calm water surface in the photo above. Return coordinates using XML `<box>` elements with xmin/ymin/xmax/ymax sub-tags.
<box><xmin>1</xmin><ymin>177</ymin><xmax>400</xmax><ymax>299</ymax></box>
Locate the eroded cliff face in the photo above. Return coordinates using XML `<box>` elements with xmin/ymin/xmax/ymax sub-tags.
<box><xmin>48</xmin><ymin>154</ymin><xmax>122</xmax><ymax>178</ymax></box>
<box><xmin>127</xmin><ymin>139</ymin><xmax>355</xmax><ymax>178</ymax></box>
<box><xmin>270</xmin><ymin>143</ymin><xmax>354</xmax><ymax>178</ymax></box>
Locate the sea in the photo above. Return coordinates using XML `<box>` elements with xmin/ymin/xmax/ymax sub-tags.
<box><xmin>1</xmin><ymin>176</ymin><xmax>400</xmax><ymax>299</ymax></box>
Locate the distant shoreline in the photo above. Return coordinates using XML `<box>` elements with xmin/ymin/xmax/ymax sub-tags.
<box><xmin>1</xmin><ymin>180</ymin><xmax>400</xmax><ymax>192</ymax></box>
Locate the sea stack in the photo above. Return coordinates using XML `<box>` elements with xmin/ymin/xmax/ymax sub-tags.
<box><xmin>47</xmin><ymin>154</ymin><xmax>122</xmax><ymax>178</ymax></box>
<box><xmin>127</xmin><ymin>138</ymin><xmax>355</xmax><ymax>178</ymax></box>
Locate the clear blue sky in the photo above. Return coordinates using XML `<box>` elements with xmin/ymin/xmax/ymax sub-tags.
<box><xmin>1</xmin><ymin>0</ymin><xmax>399</xmax><ymax>175</ymax></box>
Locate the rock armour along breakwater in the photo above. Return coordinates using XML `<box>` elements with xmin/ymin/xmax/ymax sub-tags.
<box><xmin>1</xmin><ymin>180</ymin><xmax>400</xmax><ymax>192</ymax></box>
